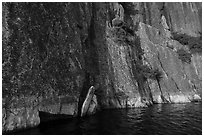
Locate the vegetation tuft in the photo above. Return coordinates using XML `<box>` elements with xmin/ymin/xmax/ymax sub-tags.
<box><xmin>136</xmin><ymin>64</ymin><xmax>163</xmax><ymax>82</ymax></box>
<box><xmin>115</xmin><ymin>91</ymin><xmax>128</xmax><ymax>99</ymax></box>
<box><xmin>118</xmin><ymin>2</ymin><xmax>140</xmax><ymax>15</ymax></box>
<box><xmin>171</xmin><ymin>32</ymin><xmax>202</xmax><ymax>54</ymax></box>
<box><xmin>177</xmin><ymin>48</ymin><xmax>192</xmax><ymax>64</ymax></box>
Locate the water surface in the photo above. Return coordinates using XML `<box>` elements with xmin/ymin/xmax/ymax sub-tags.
<box><xmin>13</xmin><ymin>102</ymin><xmax>202</xmax><ymax>135</ymax></box>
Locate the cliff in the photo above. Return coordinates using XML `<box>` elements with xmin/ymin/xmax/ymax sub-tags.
<box><xmin>2</xmin><ymin>2</ymin><xmax>202</xmax><ymax>132</ymax></box>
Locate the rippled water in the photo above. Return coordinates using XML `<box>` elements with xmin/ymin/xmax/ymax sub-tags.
<box><xmin>13</xmin><ymin>102</ymin><xmax>202</xmax><ymax>135</ymax></box>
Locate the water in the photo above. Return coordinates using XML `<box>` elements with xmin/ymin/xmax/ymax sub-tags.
<box><xmin>13</xmin><ymin>102</ymin><xmax>202</xmax><ymax>135</ymax></box>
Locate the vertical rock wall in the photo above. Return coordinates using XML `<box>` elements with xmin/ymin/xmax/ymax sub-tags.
<box><xmin>2</xmin><ymin>2</ymin><xmax>202</xmax><ymax>133</ymax></box>
<box><xmin>133</xmin><ymin>2</ymin><xmax>202</xmax><ymax>103</ymax></box>
<box><xmin>94</xmin><ymin>2</ymin><xmax>202</xmax><ymax>108</ymax></box>
<box><xmin>2</xmin><ymin>2</ymin><xmax>93</xmax><ymax>132</ymax></box>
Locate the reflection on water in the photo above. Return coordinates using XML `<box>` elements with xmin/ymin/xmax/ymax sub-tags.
<box><xmin>13</xmin><ymin>102</ymin><xmax>202</xmax><ymax>135</ymax></box>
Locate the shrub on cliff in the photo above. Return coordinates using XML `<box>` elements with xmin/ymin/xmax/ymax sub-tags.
<box><xmin>108</xmin><ymin>23</ymin><xmax>136</xmax><ymax>46</ymax></box>
<box><xmin>149</xmin><ymin>68</ymin><xmax>163</xmax><ymax>81</ymax></box>
<box><xmin>110</xmin><ymin>27</ymin><xmax>127</xmax><ymax>42</ymax></box>
<box><xmin>119</xmin><ymin>2</ymin><xmax>140</xmax><ymax>15</ymax></box>
<box><xmin>171</xmin><ymin>32</ymin><xmax>202</xmax><ymax>54</ymax></box>
<box><xmin>115</xmin><ymin>91</ymin><xmax>128</xmax><ymax>100</ymax></box>
<box><xmin>177</xmin><ymin>48</ymin><xmax>192</xmax><ymax>64</ymax></box>
<box><xmin>188</xmin><ymin>37</ymin><xmax>202</xmax><ymax>54</ymax></box>
<box><xmin>137</xmin><ymin>64</ymin><xmax>163</xmax><ymax>81</ymax></box>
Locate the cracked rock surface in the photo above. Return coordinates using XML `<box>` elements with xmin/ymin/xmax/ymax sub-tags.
<box><xmin>2</xmin><ymin>2</ymin><xmax>202</xmax><ymax>132</ymax></box>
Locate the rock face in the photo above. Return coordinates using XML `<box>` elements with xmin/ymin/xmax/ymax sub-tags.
<box><xmin>2</xmin><ymin>2</ymin><xmax>93</xmax><ymax>132</ymax></box>
<box><xmin>2</xmin><ymin>2</ymin><xmax>202</xmax><ymax>132</ymax></box>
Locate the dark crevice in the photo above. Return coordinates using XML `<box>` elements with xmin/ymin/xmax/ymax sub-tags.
<box><xmin>146</xmin><ymin>81</ymin><xmax>154</xmax><ymax>103</ymax></box>
<box><xmin>156</xmin><ymin>79</ymin><xmax>162</xmax><ymax>95</ymax></box>
<box><xmin>158</xmin><ymin>3</ymin><xmax>172</xmax><ymax>32</ymax></box>
<box><xmin>166</xmin><ymin>8</ymin><xmax>173</xmax><ymax>32</ymax></box>
<box><xmin>137</xmin><ymin>80</ymin><xmax>146</xmax><ymax>101</ymax></box>
<box><xmin>78</xmin><ymin>3</ymin><xmax>99</xmax><ymax>116</ymax></box>
<box><xmin>82</xmin><ymin>3</ymin><xmax>99</xmax><ymax>76</ymax></box>
<box><xmin>146</xmin><ymin>3</ymin><xmax>152</xmax><ymax>26</ymax></box>
<box><xmin>170</xmin><ymin>77</ymin><xmax>180</xmax><ymax>92</ymax></box>
<box><xmin>157</xmin><ymin>51</ymin><xmax>169</xmax><ymax>77</ymax></box>
<box><xmin>142</xmin><ymin>82</ymin><xmax>153</xmax><ymax>105</ymax></box>
<box><xmin>115</xmin><ymin>95</ymin><xmax>122</xmax><ymax>107</ymax></box>
<box><xmin>141</xmin><ymin>3</ymin><xmax>146</xmax><ymax>24</ymax></box>
<box><xmin>58</xmin><ymin>102</ymin><xmax>62</xmax><ymax>114</ymax></box>
<box><xmin>156</xmin><ymin>51</ymin><xmax>171</xmax><ymax>103</ymax></box>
